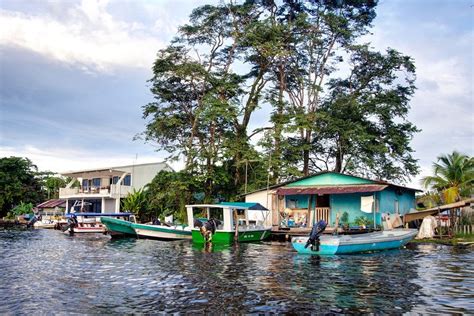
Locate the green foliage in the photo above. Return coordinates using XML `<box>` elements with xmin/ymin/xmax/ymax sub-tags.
<box><xmin>141</xmin><ymin>1</ymin><xmax>419</xmax><ymax>203</ymax></box>
<box><xmin>354</xmin><ymin>216</ymin><xmax>373</xmax><ymax>227</ymax></box>
<box><xmin>0</xmin><ymin>157</ymin><xmax>44</xmax><ymax>218</ymax></box>
<box><xmin>421</xmin><ymin>151</ymin><xmax>473</xmax><ymax>204</ymax></box>
<box><xmin>6</xmin><ymin>202</ymin><xmax>34</xmax><ymax>219</ymax></box>
<box><xmin>340</xmin><ymin>211</ymin><xmax>349</xmax><ymax>224</ymax></box>
<box><xmin>36</xmin><ymin>171</ymin><xmax>68</xmax><ymax>199</ymax></box>
<box><xmin>145</xmin><ymin>171</ymin><xmax>197</xmax><ymax>223</ymax></box>
<box><xmin>122</xmin><ymin>188</ymin><xmax>148</xmax><ymax>221</ymax></box>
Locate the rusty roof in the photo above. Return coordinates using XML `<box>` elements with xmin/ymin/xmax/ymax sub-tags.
<box><xmin>276</xmin><ymin>184</ymin><xmax>388</xmax><ymax>195</ymax></box>
<box><xmin>37</xmin><ymin>199</ymin><xmax>66</xmax><ymax>208</ymax></box>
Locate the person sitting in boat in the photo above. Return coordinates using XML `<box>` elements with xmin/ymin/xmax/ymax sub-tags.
<box><xmin>152</xmin><ymin>217</ymin><xmax>161</xmax><ymax>225</ymax></box>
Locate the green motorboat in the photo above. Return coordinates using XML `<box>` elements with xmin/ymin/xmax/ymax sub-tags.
<box><xmin>100</xmin><ymin>214</ymin><xmax>137</xmax><ymax>237</ymax></box>
<box><xmin>186</xmin><ymin>203</ymin><xmax>272</xmax><ymax>245</ymax></box>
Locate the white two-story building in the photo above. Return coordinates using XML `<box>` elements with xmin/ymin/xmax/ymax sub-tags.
<box><xmin>59</xmin><ymin>162</ymin><xmax>173</xmax><ymax>214</ymax></box>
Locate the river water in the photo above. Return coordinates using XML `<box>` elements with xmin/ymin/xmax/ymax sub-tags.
<box><xmin>0</xmin><ymin>229</ymin><xmax>473</xmax><ymax>314</ymax></box>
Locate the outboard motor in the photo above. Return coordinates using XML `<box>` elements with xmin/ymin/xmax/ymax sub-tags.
<box><xmin>64</xmin><ymin>214</ymin><xmax>78</xmax><ymax>234</ymax></box>
<box><xmin>26</xmin><ymin>215</ymin><xmax>37</xmax><ymax>228</ymax></box>
<box><xmin>305</xmin><ymin>220</ymin><xmax>327</xmax><ymax>251</ymax></box>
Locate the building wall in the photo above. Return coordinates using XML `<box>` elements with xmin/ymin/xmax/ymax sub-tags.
<box><xmin>378</xmin><ymin>188</ymin><xmax>415</xmax><ymax>215</ymax></box>
<box><xmin>281</xmin><ymin>189</ymin><xmax>416</xmax><ymax>226</ymax></box>
<box><xmin>116</xmin><ymin>162</ymin><xmax>173</xmax><ymax>189</ymax></box>
<box><xmin>244</xmin><ymin>190</ymin><xmax>273</xmax><ymax>226</ymax></box>
<box><xmin>104</xmin><ymin>199</ymin><xmax>116</xmax><ymax>212</ymax></box>
<box><xmin>329</xmin><ymin>193</ymin><xmax>380</xmax><ymax>226</ymax></box>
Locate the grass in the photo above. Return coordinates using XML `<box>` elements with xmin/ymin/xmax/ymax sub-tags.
<box><xmin>410</xmin><ymin>233</ymin><xmax>474</xmax><ymax>246</ymax></box>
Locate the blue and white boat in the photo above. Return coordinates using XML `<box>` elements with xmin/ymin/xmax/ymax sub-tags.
<box><xmin>292</xmin><ymin>228</ymin><xmax>418</xmax><ymax>255</ymax></box>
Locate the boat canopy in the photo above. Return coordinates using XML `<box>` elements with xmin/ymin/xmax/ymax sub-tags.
<box><xmin>219</xmin><ymin>202</ymin><xmax>269</xmax><ymax>211</ymax></box>
<box><xmin>66</xmin><ymin>212</ymin><xmax>133</xmax><ymax>217</ymax></box>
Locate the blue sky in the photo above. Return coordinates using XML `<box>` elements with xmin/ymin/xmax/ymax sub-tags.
<box><xmin>0</xmin><ymin>0</ymin><xmax>472</xmax><ymax>189</ymax></box>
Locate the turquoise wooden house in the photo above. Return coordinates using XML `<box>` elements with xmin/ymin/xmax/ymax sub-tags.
<box><xmin>243</xmin><ymin>171</ymin><xmax>419</xmax><ymax>230</ymax></box>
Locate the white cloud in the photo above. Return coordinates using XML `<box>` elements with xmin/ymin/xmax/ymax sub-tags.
<box><xmin>0</xmin><ymin>0</ymin><xmax>172</xmax><ymax>72</ymax></box>
<box><xmin>0</xmin><ymin>144</ymin><xmax>184</xmax><ymax>173</ymax></box>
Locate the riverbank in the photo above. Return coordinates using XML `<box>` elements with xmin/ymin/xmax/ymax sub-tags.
<box><xmin>409</xmin><ymin>234</ymin><xmax>474</xmax><ymax>247</ymax></box>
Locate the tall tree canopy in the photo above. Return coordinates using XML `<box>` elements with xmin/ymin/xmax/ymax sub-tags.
<box><xmin>0</xmin><ymin>157</ymin><xmax>45</xmax><ymax>217</ymax></box>
<box><xmin>142</xmin><ymin>0</ymin><xmax>419</xmax><ymax>203</ymax></box>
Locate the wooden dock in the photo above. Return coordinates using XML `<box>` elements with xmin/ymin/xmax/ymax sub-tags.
<box><xmin>270</xmin><ymin>226</ymin><xmax>336</xmax><ymax>241</ymax></box>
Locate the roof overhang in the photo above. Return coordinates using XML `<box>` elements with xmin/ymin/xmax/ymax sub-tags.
<box><xmin>62</xmin><ymin>169</ymin><xmax>127</xmax><ymax>178</ymax></box>
<box><xmin>276</xmin><ymin>184</ymin><xmax>388</xmax><ymax>195</ymax></box>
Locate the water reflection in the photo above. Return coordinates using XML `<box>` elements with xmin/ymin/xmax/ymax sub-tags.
<box><xmin>0</xmin><ymin>229</ymin><xmax>472</xmax><ymax>314</ymax></box>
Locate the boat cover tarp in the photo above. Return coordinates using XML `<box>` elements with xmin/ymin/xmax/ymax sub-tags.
<box><xmin>416</xmin><ymin>215</ymin><xmax>437</xmax><ymax>239</ymax></box>
<box><xmin>276</xmin><ymin>184</ymin><xmax>387</xmax><ymax>195</ymax></box>
<box><xmin>66</xmin><ymin>212</ymin><xmax>133</xmax><ymax>217</ymax></box>
<box><xmin>219</xmin><ymin>202</ymin><xmax>269</xmax><ymax>211</ymax></box>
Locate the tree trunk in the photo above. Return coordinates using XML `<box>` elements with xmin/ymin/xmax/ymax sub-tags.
<box><xmin>303</xmin><ymin>130</ymin><xmax>312</xmax><ymax>176</ymax></box>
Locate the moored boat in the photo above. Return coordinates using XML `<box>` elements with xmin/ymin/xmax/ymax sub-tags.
<box><xmin>64</xmin><ymin>212</ymin><xmax>133</xmax><ymax>235</ymax></box>
<box><xmin>292</xmin><ymin>228</ymin><xmax>418</xmax><ymax>255</ymax></box>
<box><xmin>33</xmin><ymin>219</ymin><xmax>57</xmax><ymax>229</ymax></box>
<box><xmin>132</xmin><ymin>222</ymin><xmax>192</xmax><ymax>240</ymax></box>
<box><xmin>100</xmin><ymin>215</ymin><xmax>137</xmax><ymax>237</ymax></box>
<box><xmin>186</xmin><ymin>203</ymin><xmax>272</xmax><ymax>245</ymax></box>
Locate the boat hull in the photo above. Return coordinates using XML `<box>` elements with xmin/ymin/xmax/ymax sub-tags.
<box><xmin>191</xmin><ymin>229</ymin><xmax>271</xmax><ymax>244</ymax></box>
<box><xmin>64</xmin><ymin>225</ymin><xmax>106</xmax><ymax>234</ymax></box>
<box><xmin>132</xmin><ymin>223</ymin><xmax>192</xmax><ymax>240</ymax></box>
<box><xmin>100</xmin><ymin>217</ymin><xmax>136</xmax><ymax>237</ymax></box>
<box><xmin>292</xmin><ymin>229</ymin><xmax>418</xmax><ymax>255</ymax></box>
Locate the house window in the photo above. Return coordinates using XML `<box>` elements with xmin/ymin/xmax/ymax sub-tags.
<box><xmin>287</xmin><ymin>199</ymin><xmax>298</xmax><ymax>209</ymax></box>
<box><xmin>82</xmin><ymin>179</ymin><xmax>89</xmax><ymax>190</ymax></box>
<box><xmin>112</xmin><ymin>176</ymin><xmax>119</xmax><ymax>184</ymax></box>
<box><xmin>92</xmin><ymin>178</ymin><xmax>101</xmax><ymax>187</ymax></box>
<box><xmin>123</xmin><ymin>175</ymin><xmax>131</xmax><ymax>186</ymax></box>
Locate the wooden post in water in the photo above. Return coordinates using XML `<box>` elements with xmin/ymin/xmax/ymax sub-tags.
<box><xmin>234</xmin><ymin>209</ymin><xmax>239</xmax><ymax>242</ymax></box>
<box><xmin>307</xmin><ymin>195</ymin><xmax>314</xmax><ymax>228</ymax></box>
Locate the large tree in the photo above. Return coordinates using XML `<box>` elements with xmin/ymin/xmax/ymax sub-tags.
<box><xmin>142</xmin><ymin>2</ymin><xmax>280</xmax><ymax>199</ymax></box>
<box><xmin>142</xmin><ymin>0</ymin><xmax>419</xmax><ymax>204</ymax></box>
<box><xmin>309</xmin><ymin>46</ymin><xmax>419</xmax><ymax>181</ymax></box>
<box><xmin>0</xmin><ymin>157</ymin><xmax>45</xmax><ymax>217</ymax></box>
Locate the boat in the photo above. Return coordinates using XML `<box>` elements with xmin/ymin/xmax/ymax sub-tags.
<box><xmin>64</xmin><ymin>212</ymin><xmax>133</xmax><ymax>235</ymax></box>
<box><xmin>186</xmin><ymin>202</ymin><xmax>272</xmax><ymax>244</ymax></box>
<box><xmin>33</xmin><ymin>219</ymin><xmax>57</xmax><ymax>229</ymax></box>
<box><xmin>100</xmin><ymin>215</ymin><xmax>137</xmax><ymax>237</ymax></box>
<box><xmin>132</xmin><ymin>222</ymin><xmax>192</xmax><ymax>240</ymax></box>
<box><xmin>292</xmin><ymin>225</ymin><xmax>418</xmax><ymax>255</ymax></box>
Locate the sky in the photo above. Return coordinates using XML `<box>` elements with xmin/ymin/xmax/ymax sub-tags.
<box><xmin>0</xmin><ymin>0</ymin><xmax>473</xmax><ymax>190</ymax></box>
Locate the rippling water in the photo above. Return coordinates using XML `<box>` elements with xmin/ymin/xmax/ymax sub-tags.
<box><xmin>0</xmin><ymin>229</ymin><xmax>473</xmax><ymax>314</ymax></box>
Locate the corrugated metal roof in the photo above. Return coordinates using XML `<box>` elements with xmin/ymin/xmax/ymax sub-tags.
<box><xmin>276</xmin><ymin>184</ymin><xmax>388</xmax><ymax>195</ymax></box>
<box><xmin>37</xmin><ymin>199</ymin><xmax>66</xmax><ymax>208</ymax></box>
<box><xmin>243</xmin><ymin>171</ymin><xmax>421</xmax><ymax>196</ymax></box>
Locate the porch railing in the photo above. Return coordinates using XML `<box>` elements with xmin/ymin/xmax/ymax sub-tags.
<box><xmin>314</xmin><ymin>207</ymin><xmax>330</xmax><ymax>225</ymax></box>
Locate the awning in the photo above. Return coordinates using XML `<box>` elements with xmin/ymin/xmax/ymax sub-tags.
<box><xmin>276</xmin><ymin>184</ymin><xmax>388</xmax><ymax>195</ymax></box>
<box><xmin>219</xmin><ymin>202</ymin><xmax>269</xmax><ymax>211</ymax></box>
<box><xmin>62</xmin><ymin>168</ymin><xmax>126</xmax><ymax>178</ymax></box>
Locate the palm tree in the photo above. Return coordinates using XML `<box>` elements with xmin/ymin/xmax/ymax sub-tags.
<box><xmin>122</xmin><ymin>188</ymin><xmax>147</xmax><ymax>220</ymax></box>
<box><xmin>421</xmin><ymin>151</ymin><xmax>474</xmax><ymax>204</ymax></box>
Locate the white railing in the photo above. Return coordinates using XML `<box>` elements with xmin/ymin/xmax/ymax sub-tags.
<box><xmin>110</xmin><ymin>184</ymin><xmax>132</xmax><ymax>198</ymax></box>
<box><xmin>314</xmin><ymin>207</ymin><xmax>330</xmax><ymax>225</ymax></box>
<box><xmin>59</xmin><ymin>187</ymin><xmax>79</xmax><ymax>197</ymax></box>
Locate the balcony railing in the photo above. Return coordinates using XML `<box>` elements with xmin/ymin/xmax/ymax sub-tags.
<box><xmin>314</xmin><ymin>207</ymin><xmax>330</xmax><ymax>224</ymax></box>
<box><xmin>59</xmin><ymin>185</ymin><xmax>132</xmax><ymax>198</ymax></box>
